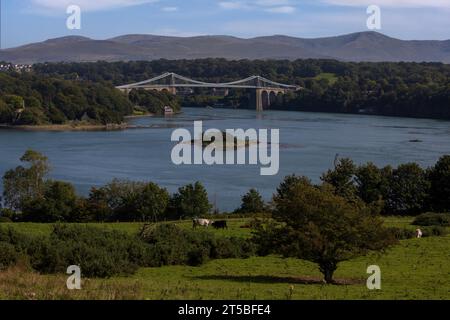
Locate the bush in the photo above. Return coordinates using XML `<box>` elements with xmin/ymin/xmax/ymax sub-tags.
<box><xmin>0</xmin><ymin>217</ymin><xmax>12</xmax><ymax>223</ymax></box>
<box><xmin>0</xmin><ymin>208</ymin><xmax>17</xmax><ymax>221</ymax></box>
<box><xmin>0</xmin><ymin>227</ymin><xmax>34</xmax><ymax>251</ymax></box>
<box><xmin>422</xmin><ymin>226</ymin><xmax>448</xmax><ymax>237</ymax></box>
<box><xmin>140</xmin><ymin>224</ymin><xmax>255</xmax><ymax>267</ymax></box>
<box><xmin>387</xmin><ymin>227</ymin><xmax>416</xmax><ymax>240</ymax></box>
<box><xmin>0</xmin><ymin>242</ymin><xmax>20</xmax><ymax>270</ymax></box>
<box><xmin>28</xmin><ymin>225</ymin><xmax>151</xmax><ymax>278</ymax></box>
<box><xmin>412</xmin><ymin>212</ymin><xmax>450</xmax><ymax>227</ymax></box>
<box><xmin>213</xmin><ymin>237</ymin><xmax>256</xmax><ymax>259</ymax></box>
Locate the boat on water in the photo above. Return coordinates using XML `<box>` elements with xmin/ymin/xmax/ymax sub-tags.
<box><xmin>164</xmin><ymin>106</ymin><xmax>174</xmax><ymax>115</ymax></box>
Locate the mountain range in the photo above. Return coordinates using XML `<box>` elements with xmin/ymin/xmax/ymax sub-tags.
<box><xmin>1</xmin><ymin>31</ymin><xmax>450</xmax><ymax>64</ymax></box>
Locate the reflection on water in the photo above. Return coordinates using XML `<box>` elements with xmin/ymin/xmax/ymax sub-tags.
<box><xmin>0</xmin><ymin>108</ymin><xmax>449</xmax><ymax>211</ymax></box>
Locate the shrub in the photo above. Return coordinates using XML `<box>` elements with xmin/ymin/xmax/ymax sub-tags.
<box><xmin>140</xmin><ymin>224</ymin><xmax>255</xmax><ymax>267</ymax></box>
<box><xmin>387</xmin><ymin>227</ymin><xmax>416</xmax><ymax>240</ymax></box>
<box><xmin>0</xmin><ymin>208</ymin><xmax>17</xmax><ymax>221</ymax></box>
<box><xmin>213</xmin><ymin>237</ymin><xmax>256</xmax><ymax>259</ymax></box>
<box><xmin>0</xmin><ymin>227</ymin><xmax>34</xmax><ymax>251</ymax></box>
<box><xmin>0</xmin><ymin>217</ymin><xmax>12</xmax><ymax>223</ymax></box>
<box><xmin>412</xmin><ymin>212</ymin><xmax>450</xmax><ymax>227</ymax></box>
<box><xmin>422</xmin><ymin>226</ymin><xmax>448</xmax><ymax>237</ymax></box>
<box><xmin>28</xmin><ymin>225</ymin><xmax>151</xmax><ymax>278</ymax></box>
<box><xmin>0</xmin><ymin>242</ymin><xmax>20</xmax><ymax>270</ymax></box>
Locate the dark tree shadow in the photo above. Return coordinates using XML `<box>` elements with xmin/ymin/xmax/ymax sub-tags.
<box><xmin>192</xmin><ymin>275</ymin><xmax>363</xmax><ymax>286</ymax></box>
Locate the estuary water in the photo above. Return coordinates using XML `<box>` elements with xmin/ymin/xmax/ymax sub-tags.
<box><xmin>0</xmin><ymin>108</ymin><xmax>449</xmax><ymax>211</ymax></box>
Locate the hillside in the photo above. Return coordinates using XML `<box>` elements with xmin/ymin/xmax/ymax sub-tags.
<box><xmin>1</xmin><ymin>32</ymin><xmax>450</xmax><ymax>64</ymax></box>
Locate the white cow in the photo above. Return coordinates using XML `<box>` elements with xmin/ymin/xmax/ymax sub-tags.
<box><xmin>193</xmin><ymin>218</ymin><xmax>213</xmax><ymax>229</ymax></box>
<box><xmin>416</xmin><ymin>228</ymin><xmax>423</xmax><ymax>239</ymax></box>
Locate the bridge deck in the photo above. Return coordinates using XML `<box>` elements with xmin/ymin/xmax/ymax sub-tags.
<box><xmin>116</xmin><ymin>72</ymin><xmax>301</xmax><ymax>91</ymax></box>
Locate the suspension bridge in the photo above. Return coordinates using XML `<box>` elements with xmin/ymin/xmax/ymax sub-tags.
<box><xmin>116</xmin><ymin>72</ymin><xmax>302</xmax><ymax>111</ymax></box>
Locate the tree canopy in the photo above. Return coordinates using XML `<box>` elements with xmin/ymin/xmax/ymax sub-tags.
<box><xmin>254</xmin><ymin>177</ymin><xmax>396</xmax><ymax>283</ymax></box>
<box><xmin>32</xmin><ymin>59</ymin><xmax>450</xmax><ymax>119</ymax></box>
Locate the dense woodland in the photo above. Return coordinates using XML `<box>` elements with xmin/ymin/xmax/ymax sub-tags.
<box><xmin>1</xmin><ymin>59</ymin><xmax>450</xmax><ymax>125</ymax></box>
<box><xmin>33</xmin><ymin>59</ymin><xmax>450</xmax><ymax>119</ymax></box>
<box><xmin>0</xmin><ymin>71</ymin><xmax>133</xmax><ymax>125</ymax></box>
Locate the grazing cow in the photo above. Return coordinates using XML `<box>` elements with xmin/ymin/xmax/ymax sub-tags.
<box><xmin>193</xmin><ymin>218</ymin><xmax>212</xmax><ymax>229</ymax></box>
<box><xmin>416</xmin><ymin>228</ymin><xmax>423</xmax><ymax>239</ymax></box>
<box><xmin>212</xmin><ymin>220</ymin><xmax>228</xmax><ymax>229</ymax></box>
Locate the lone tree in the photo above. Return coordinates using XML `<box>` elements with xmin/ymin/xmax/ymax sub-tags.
<box><xmin>236</xmin><ymin>188</ymin><xmax>266</xmax><ymax>214</ymax></box>
<box><xmin>254</xmin><ymin>177</ymin><xmax>396</xmax><ymax>284</ymax></box>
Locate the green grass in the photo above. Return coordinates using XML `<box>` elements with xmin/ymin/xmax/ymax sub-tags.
<box><xmin>1</xmin><ymin>216</ymin><xmax>412</xmax><ymax>238</ymax></box>
<box><xmin>1</xmin><ymin>218</ymin><xmax>253</xmax><ymax>239</ymax></box>
<box><xmin>1</xmin><ymin>222</ymin><xmax>144</xmax><ymax>237</ymax></box>
<box><xmin>108</xmin><ymin>235</ymin><xmax>449</xmax><ymax>300</ymax></box>
<box><xmin>313</xmin><ymin>73</ymin><xmax>339</xmax><ymax>85</ymax></box>
<box><xmin>1</xmin><ymin>216</ymin><xmax>449</xmax><ymax>300</ymax></box>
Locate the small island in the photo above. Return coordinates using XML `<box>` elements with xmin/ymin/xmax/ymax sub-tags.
<box><xmin>191</xmin><ymin>131</ymin><xmax>259</xmax><ymax>150</ymax></box>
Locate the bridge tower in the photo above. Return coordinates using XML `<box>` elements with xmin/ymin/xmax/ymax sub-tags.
<box><xmin>255</xmin><ymin>76</ymin><xmax>264</xmax><ymax>112</ymax></box>
<box><xmin>256</xmin><ymin>89</ymin><xmax>264</xmax><ymax>112</ymax></box>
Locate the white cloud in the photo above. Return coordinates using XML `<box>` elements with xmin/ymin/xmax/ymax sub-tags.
<box><xmin>31</xmin><ymin>0</ymin><xmax>159</xmax><ymax>12</ymax></box>
<box><xmin>162</xmin><ymin>6</ymin><xmax>178</xmax><ymax>12</ymax></box>
<box><xmin>264</xmin><ymin>6</ymin><xmax>295</xmax><ymax>13</ymax></box>
<box><xmin>218</xmin><ymin>2</ymin><xmax>248</xmax><ymax>10</ymax></box>
<box><xmin>255</xmin><ymin>0</ymin><xmax>291</xmax><ymax>6</ymax></box>
<box><xmin>218</xmin><ymin>0</ymin><xmax>296</xmax><ymax>13</ymax></box>
<box><xmin>322</xmin><ymin>0</ymin><xmax>450</xmax><ymax>8</ymax></box>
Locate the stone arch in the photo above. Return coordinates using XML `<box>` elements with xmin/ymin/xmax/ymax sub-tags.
<box><xmin>276</xmin><ymin>92</ymin><xmax>284</xmax><ymax>106</ymax></box>
<box><xmin>269</xmin><ymin>91</ymin><xmax>277</xmax><ymax>106</ymax></box>
<box><xmin>261</xmin><ymin>90</ymin><xmax>270</xmax><ymax>109</ymax></box>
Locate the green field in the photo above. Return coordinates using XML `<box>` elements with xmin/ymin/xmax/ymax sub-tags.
<box><xmin>1</xmin><ymin>216</ymin><xmax>414</xmax><ymax>238</ymax></box>
<box><xmin>313</xmin><ymin>73</ymin><xmax>339</xmax><ymax>85</ymax></box>
<box><xmin>2</xmin><ymin>218</ymin><xmax>253</xmax><ymax>238</ymax></box>
<box><xmin>1</xmin><ymin>217</ymin><xmax>449</xmax><ymax>300</ymax></box>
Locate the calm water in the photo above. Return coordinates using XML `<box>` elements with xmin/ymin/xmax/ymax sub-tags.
<box><xmin>1</xmin><ymin>108</ymin><xmax>449</xmax><ymax>211</ymax></box>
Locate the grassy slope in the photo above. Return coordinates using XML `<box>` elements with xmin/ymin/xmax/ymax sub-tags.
<box><xmin>120</xmin><ymin>236</ymin><xmax>450</xmax><ymax>300</ymax></box>
<box><xmin>313</xmin><ymin>73</ymin><xmax>339</xmax><ymax>85</ymax></box>
<box><xmin>1</xmin><ymin>217</ymin><xmax>449</xmax><ymax>300</ymax></box>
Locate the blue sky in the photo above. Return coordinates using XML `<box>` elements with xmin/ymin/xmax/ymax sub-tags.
<box><xmin>1</xmin><ymin>0</ymin><xmax>450</xmax><ymax>48</ymax></box>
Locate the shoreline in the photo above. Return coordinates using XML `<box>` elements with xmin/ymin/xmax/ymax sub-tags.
<box><xmin>0</xmin><ymin>112</ymin><xmax>181</xmax><ymax>132</ymax></box>
<box><xmin>0</xmin><ymin>123</ymin><xmax>130</xmax><ymax>132</ymax></box>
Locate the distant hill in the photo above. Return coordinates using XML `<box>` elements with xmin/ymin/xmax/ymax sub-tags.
<box><xmin>1</xmin><ymin>32</ymin><xmax>450</xmax><ymax>64</ymax></box>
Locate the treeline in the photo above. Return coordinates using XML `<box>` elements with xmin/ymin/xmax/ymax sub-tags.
<box><xmin>0</xmin><ymin>71</ymin><xmax>132</xmax><ymax>125</ymax></box>
<box><xmin>33</xmin><ymin>59</ymin><xmax>450</xmax><ymax>119</ymax></box>
<box><xmin>0</xmin><ymin>151</ymin><xmax>212</xmax><ymax>222</ymax></box>
<box><xmin>1</xmin><ymin>150</ymin><xmax>449</xmax><ymax>223</ymax></box>
<box><xmin>321</xmin><ymin>157</ymin><xmax>450</xmax><ymax>215</ymax></box>
<box><xmin>129</xmin><ymin>89</ymin><xmax>181</xmax><ymax>115</ymax></box>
